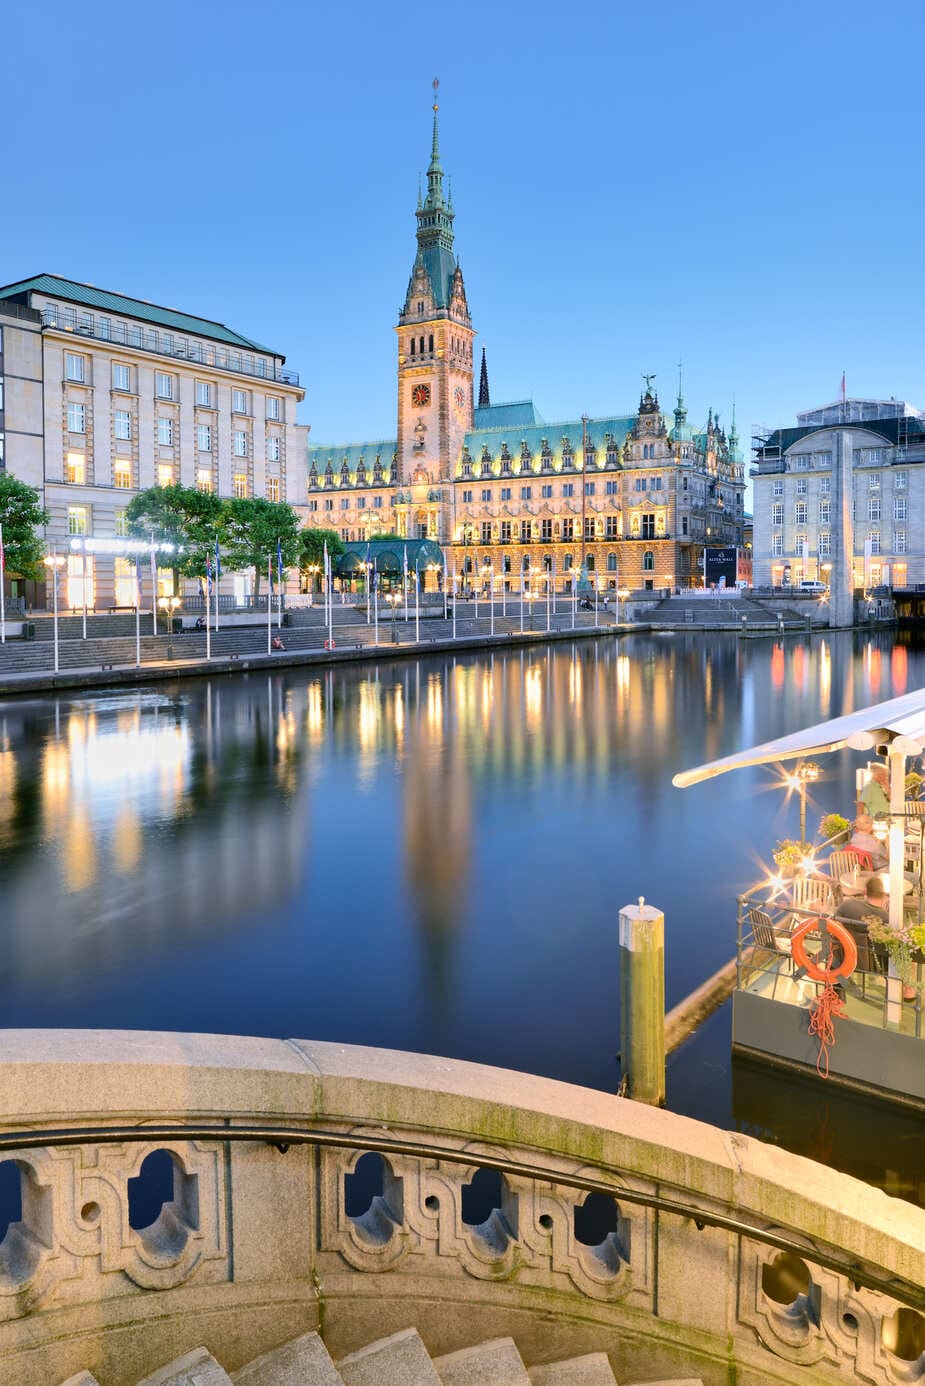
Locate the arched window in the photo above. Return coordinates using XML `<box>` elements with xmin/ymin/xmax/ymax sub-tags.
<box><xmin>419</xmin><ymin>337</ymin><xmax>425</xmax><ymax>355</ymax></box>
<box><xmin>607</xmin><ymin>553</ymin><xmax>617</xmax><ymax>571</ymax></box>
<box><xmin>586</xmin><ymin>554</ymin><xmax>595</xmax><ymax>571</ymax></box>
<box><xmin>409</xmin><ymin>338</ymin><xmax>415</xmax><ymax>356</ymax></box>
<box><xmin>643</xmin><ymin>550</ymin><xmax>654</xmax><ymax>571</ymax></box>
<box><xmin>428</xmin><ymin>333</ymin><xmax>434</xmax><ymax>353</ymax></box>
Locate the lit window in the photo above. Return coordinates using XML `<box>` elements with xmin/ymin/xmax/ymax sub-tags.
<box><xmin>157</xmin><ymin>463</ymin><xmax>174</xmax><ymax>487</ymax></box>
<box><xmin>157</xmin><ymin>417</ymin><xmax>174</xmax><ymax>446</ymax></box>
<box><xmin>67</xmin><ymin>402</ymin><xmax>86</xmax><ymax>433</ymax></box>
<box><xmin>895</xmin><ymin>530</ymin><xmax>907</xmax><ymax>552</ymax></box>
<box><xmin>267</xmin><ymin>436</ymin><xmax>281</xmax><ymax>462</ymax></box>
<box><xmin>196</xmin><ymin>424</ymin><xmax>212</xmax><ymax>451</ymax></box>
<box><xmin>113</xmin><ymin>461</ymin><xmax>132</xmax><ymax>489</ymax></box>
<box><xmin>66</xmin><ymin>552</ymin><xmax>94</xmax><ymax>609</ymax></box>
<box><xmin>266</xmin><ymin>476</ymin><xmax>280</xmax><ymax>502</ymax></box>
<box><xmin>818</xmin><ymin>531</ymin><xmax>830</xmax><ymax>556</ymax></box>
<box><xmin>195</xmin><ymin>381</ymin><xmax>212</xmax><ymax>407</ymax></box>
<box><xmin>114</xmin><ymin>410</ymin><xmax>132</xmax><ymax>441</ymax></box>
<box><xmin>155</xmin><ymin>372</ymin><xmax>173</xmax><ymax>399</ymax></box>
<box><xmin>114</xmin><ymin>509</ymin><xmax>128</xmax><ymax>536</ymax></box>
<box><xmin>233</xmin><ymin>473</ymin><xmax>248</xmax><ymax>498</ymax></box>
<box><xmin>233</xmin><ymin>430</ymin><xmax>247</xmax><ymax>458</ymax></box>
<box><xmin>112</xmin><ymin>362</ymin><xmax>131</xmax><ymax>391</ymax></box>
<box><xmin>67</xmin><ymin>505</ymin><xmax>88</xmax><ymax>536</ymax></box>
<box><xmin>66</xmin><ymin>451</ymin><xmax>86</xmax><ymax>484</ymax></box>
<box><xmin>266</xmin><ymin>396</ymin><xmax>281</xmax><ymax>420</ymax></box>
<box><xmin>65</xmin><ymin>353</ymin><xmax>85</xmax><ymax>382</ymax></box>
<box><xmin>197</xmin><ymin>467</ymin><xmax>213</xmax><ymax>492</ymax></box>
<box><xmin>820</xmin><ymin>476</ymin><xmax>830</xmax><ymax>494</ymax></box>
<box><xmin>114</xmin><ymin>557</ymin><xmax>136</xmax><ymax>606</ymax></box>
<box><xmin>232</xmin><ymin>388</ymin><xmax>248</xmax><ymax>414</ymax></box>
<box><xmin>868</xmin><ymin>497</ymin><xmax>880</xmax><ymax>521</ymax></box>
<box><xmin>895</xmin><ymin>469</ymin><xmax>907</xmax><ymax>489</ymax></box>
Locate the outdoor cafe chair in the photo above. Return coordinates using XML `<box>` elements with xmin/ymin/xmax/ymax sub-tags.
<box><xmin>829</xmin><ymin>849</ymin><xmax>862</xmax><ymax>885</ymax></box>
<box><xmin>746</xmin><ymin>907</ymin><xmax>794</xmax><ymax>992</ymax></box>
<box><xmin>790</xmin><ymin>876</ymin><xmax>834</xmax><ymax>913</ymax></box>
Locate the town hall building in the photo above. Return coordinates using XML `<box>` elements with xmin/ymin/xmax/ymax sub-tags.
<box><xmin>307</xmin><ymin>95</ymin><xmax>745</xmax><ymax>591</ymax></box>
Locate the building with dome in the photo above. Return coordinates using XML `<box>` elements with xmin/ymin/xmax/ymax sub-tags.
<box><xmin>307</xmin><ymin>98</ymin><xmax>746</xmax><ymax>592</ymax></box>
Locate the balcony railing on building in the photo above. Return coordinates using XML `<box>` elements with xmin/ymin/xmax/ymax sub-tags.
<box><xmin>40</xmin><ymin>307</ymin><xmax>299</xmax><ymax>387</ymax></box>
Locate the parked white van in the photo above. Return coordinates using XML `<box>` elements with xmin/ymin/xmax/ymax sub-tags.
<box><xmin>799</xmin><ymin>579</ymin><xmax>828</xmax><ymax>594</ymax></box>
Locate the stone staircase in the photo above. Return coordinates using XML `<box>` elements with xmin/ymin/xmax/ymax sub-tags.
<box><xmin>641</xmin><ymin>595</ymin><xmax>812</xmax><ymax>630</ymax></box>
<box><xmin>59</xmin><ymin>1328</ymin><xmax>703</xmax><ymax>1386</ymax></box>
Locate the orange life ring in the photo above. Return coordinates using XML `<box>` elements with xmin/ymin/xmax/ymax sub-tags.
<box><xmin>791</xmin><ymin>916</ymin><xmax>858</xmax><ymax>984</ymax></box>
<box><xmin>324</xmin><ymin>638</ymin><xmax>336</xmax><ymax>650</ymax></box>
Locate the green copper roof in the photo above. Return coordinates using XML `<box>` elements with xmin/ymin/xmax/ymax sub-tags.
<box><xmin>474</xmin><ymin>401</ymin><xmax>546</xmax><ymax>430</ymax></box>
<box><xmin>307</xmin><ymin>439</ymin><xmax>397</xmax><ymax>471</ymax></box>
<box><xmin>421</xmin><ymin>245</ymin><xmax>458</xmax><ymax>309</ymax></box>
<box><xmin>463</xmin><ymin>414</ymin><xmax>636</xmax><ymax>461</ymax></box>
<box><xmin>336</xmin><ymin>538</ymin><xmax>444</xmax><ymax>574</ymax></box>
<box><xmin>0</xmin><ymin>274</ymin><xmax>280</xmax><ymax>355</ymax></box>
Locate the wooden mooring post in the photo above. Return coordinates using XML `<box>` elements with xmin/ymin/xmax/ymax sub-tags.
<box><xmin>619</xmin><ymin>898</ymin><xmax>665</xmax><ymax>1105</ymax></box>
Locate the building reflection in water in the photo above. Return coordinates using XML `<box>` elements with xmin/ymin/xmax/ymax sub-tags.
<box><xmin>0</xmin><ymin>630</ymin><xmax>922</xmax><ymax>1194</ymax></box>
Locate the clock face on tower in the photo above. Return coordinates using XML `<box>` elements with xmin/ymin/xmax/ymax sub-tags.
<box><xmin>411</xmin><ymin>383</ymin><xmax>431</xmax><ymax>407</ymax></box>
<box><xmin>454</xmin><ymin>386</ymin><xmax>465</xmax><ymax>410</ymax></box>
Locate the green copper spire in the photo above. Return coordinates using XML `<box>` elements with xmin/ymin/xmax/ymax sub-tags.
<box><xmin>414</xmin><ymin>78</ymin><xmax>455</xmax><ymax>274</ymax></box>
<box><xmin>672</xmin><ymin>358</ymin><xmax>692</xmax><ymax>441</ymax></box>
<box><xmin>728</xmin><ymin>400</ymin><xmax>742</xmax><ymax>462</ymax></box>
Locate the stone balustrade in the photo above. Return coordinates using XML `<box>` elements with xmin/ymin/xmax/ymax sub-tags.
<box><xmin>0</xmin><ymin>1030</ymin><xmax>921</xmax><ymax>1386</ymax></box>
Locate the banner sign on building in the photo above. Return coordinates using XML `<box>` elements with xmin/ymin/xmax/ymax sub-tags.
<box><xmin>704</xmin><ymin>547</ymin><xmax>738</xmax><ymax>589</ymax></box>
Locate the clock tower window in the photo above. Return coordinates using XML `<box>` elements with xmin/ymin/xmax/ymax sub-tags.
<box><xmin>428</xmin><ymin>333</ymin><xmax>434</xmax><ymax>352</ymax></box>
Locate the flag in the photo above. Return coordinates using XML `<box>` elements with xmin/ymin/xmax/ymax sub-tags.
<box><xmin>276</xmin><ymin>537</ymin><xmax>283</xmax><ymax>586</ymax></box>
<box><xmin>135</xmin><ymin>555</ymin><xmax>143</xmax><ymax>595</ymax></box>
<box><xmin>206</xmin><ymin>554</ymin><xmax>213</xmax><ymax>597</ymax></box>
<box><xmin>840</xmin><ymin>371</ymin><xmax>846</xmax><ymax>402</ymax></box>
<box><xmin>0</xmin><ymin>524</ymin><xmax>4</xmax><ymax>574</ymax></box>
<box><xmin>214</xmin><ymin>537</ymin><xmax>221</xmax><ymax>580</ymax></box>
<box><xmin>403</xmin><ymin>544</ymin><xmax>408</xmax><ymax>586</ymax></box>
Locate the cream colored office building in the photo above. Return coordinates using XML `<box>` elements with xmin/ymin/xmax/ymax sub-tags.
<box><xmin>0</xmin><ymin>275</ymin><xmax>306</xmax><ymax>610</ymax></box>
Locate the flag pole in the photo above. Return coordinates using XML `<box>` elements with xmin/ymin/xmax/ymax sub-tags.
<box><xmin>277</xmin><ymin>538</ymin><xmax>284</xmax><ymax>629</ymax></box>
<box><xmin>81</xmin><ymin>538</ymin><xmax>88</xmax><ymax>639</ymax></box>
<box><xmin>206</xmin><ymin>560</ymin><xmax>211</xmax><ymax>662</ymax></box>
<box><xmin>403</xmin><ymin>545</ymin><xmax>409</xmax><ymax>623</ymax></box>
<box><xmin>415</xmin><ymin>567</ymin><xmax>420</xmax><ymax>644</ymax></box>
<box><xmin>520</xmin><ymin>566</ymin><xmax>525</xmax><ymax>633</ymax></box>
<box><xmin>267</xmin><ymin>554</ymin><xmax>272</xmax><ymax>654</ymax></box>
<box><xmin>0</xmin><ymin>523</ymin><xmax>6</xmax><ymax>644</ymax></box>
<box><xmin>452</xmin><ymin>571</ymin><xmax>457</xmax><ymax>640</ymax></box>
<box><xmin>51</xmin><ymin>547</ymin><xmax>60</xmax><ymax>672</ymax></box>
<box><xmin>490</xmin><ymin>566</ymin><xmax>495</xmax><ymax>637</ymax></box>
<box><xmin>134</xmin><ymin>558</ymin><xmax>141</xmax><ymax>667</ymax></box>
<box><xmin>150</xmin><ymin>540</ymin><xmax>158</xmax><ymax>635</ymax></box>
<box><xmin>214</xmin><ymin>537</ymin><xmax>221</xmax><ymax>630</ymax></box>
<box><xmin>373</xmin><ymin>560</ymin><xmax>379</xmax><ymax>646</ymax></box>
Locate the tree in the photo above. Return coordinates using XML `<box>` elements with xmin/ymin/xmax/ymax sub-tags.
<box><xmin>0</xmin><ymin>474</ymin><xmax>49</xmax><ymax>577</ymax></box>
<box><xmin>221</xmin><ymin>498</ymin><xmax>302</xmax><ymax>597</ymax></box>
<box><xmin>299</xmin><ymin>527</ymin><xmax>345</xmax><ymax>570</ymax></box>
<box><xmin>125</xmin><ymin>485</ymin><xmax>224</xmax><ymax>592</ymax></box>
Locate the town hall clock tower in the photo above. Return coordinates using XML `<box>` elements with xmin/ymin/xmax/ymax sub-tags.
<box><xmin>396</xmin><ymin>83</ymin><xmax>474</xmax><ymax>542</ymax></box>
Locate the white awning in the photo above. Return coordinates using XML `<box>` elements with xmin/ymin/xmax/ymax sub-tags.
<box><xmin>673</xmin><ymin>686</ymin><xmax>925</xmax><ymax>789</ymax></box>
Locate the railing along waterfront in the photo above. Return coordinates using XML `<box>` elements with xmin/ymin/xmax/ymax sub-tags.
<box><xmin>0</xmin><ymin>1033</ymin><xmax>921</xmax><ymax>1385</ymax></box>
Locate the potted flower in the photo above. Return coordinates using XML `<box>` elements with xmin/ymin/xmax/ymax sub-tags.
<box><xmin>867</xmin><ymin>918</ymin><xmax>920</xmax><ymax>982</ymax></box>
<box><xmin>819</xmin><ymin>813</ymin><xmax>850</xmax><ymax>845</ymax></box>
<box><xmin>772</xmin><ymin>839</ymin><xmax>805</xmax><ymax>876</ymax></box>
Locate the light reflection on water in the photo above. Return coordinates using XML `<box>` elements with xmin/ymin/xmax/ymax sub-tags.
<box><xmin>0</xmin><ymin>630</ymin><xmax>923</xmax><ymax>1200</ymax></box>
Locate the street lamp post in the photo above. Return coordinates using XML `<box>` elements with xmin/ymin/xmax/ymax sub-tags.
<box><xmin>158</xmin><ymin>595</ymin><xmax>181</xmax><ymax>659</ymax></box>
<box><xmin>789</xmin><ymin>761</ymin><xmax>821</xmax><ymax>845</ymax></box>
<box><xmin>43</xmin><ymin>550</ymin><xmax>66</xmax><ymax>673</ymax></box>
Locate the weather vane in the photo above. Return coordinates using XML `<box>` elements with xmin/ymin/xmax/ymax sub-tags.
<box><xmin>433</xmin><ymin>77</ymin><xmax>439</xmax><ymax>111</ymax></box>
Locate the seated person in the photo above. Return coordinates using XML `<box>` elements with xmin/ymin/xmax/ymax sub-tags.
<box><xmin>849</xmin><ymin>813</ymin><xmax>888</xmax><ymax>870</ymax></box>
<box><xmin>271</xmin><ymin>635</ymin><xmax>286</xmax><ymax>651</ymax></box>
<box><xmin>860</xmin><ymin>763</ymin><xmax>890</xmax><ymax>818</ymax></box>
<box><xmin>837</xmin><ymin>873</ymin><xmax>889</xmax><ymax>925</ymax></box>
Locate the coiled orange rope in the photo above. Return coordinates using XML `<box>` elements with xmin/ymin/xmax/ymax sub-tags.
<box><xmin>808</xmin><ymin>980</ymin><xmax>846</xmax><ymax>1078</ymax></box>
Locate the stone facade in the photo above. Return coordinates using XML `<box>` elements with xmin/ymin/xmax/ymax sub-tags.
<box><xmin>307</xmin><ymin>107</ymin><xmax>745</xmax><ymax>591</ymax></box>
<box><xmin>0</xmin><ymin>276</ymin><xmax>307</xmax><ymax>610</ymax></box>
<box><xmin>752</xmin><ymin>399</ymin><xmax>925</xmax><ymax>625</ymax></box>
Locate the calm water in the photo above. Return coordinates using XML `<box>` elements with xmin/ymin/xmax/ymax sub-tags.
<box><xmin>1</xmin><ymin>630</ymin><xmax>923</xmax><ymax>1198</ymax></box>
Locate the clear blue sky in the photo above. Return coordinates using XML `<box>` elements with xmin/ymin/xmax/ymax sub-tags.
<box><xmin>5</xmin><ymin>0</ymin><xmax>924</xmax><ymax>473</ymax></box>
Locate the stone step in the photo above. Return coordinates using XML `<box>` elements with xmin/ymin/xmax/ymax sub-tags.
<box><xmin>433</xmin><ymin>1337</ymin><xmax>531</xmax><ymax>1386</ymax></box>
<box><xmin>134</xmin><ymin>1348</ymin><xmax>234</xmax><ymax>1386</ymax></box>
<box><xmin>624</xmin><ymin>1379</ymin><xmax>705</xmax><ymax>1386</ymax></box>
<box><xmin>231</xmin><ymin>1330</ymin><xmax>345</xmax><ymax>1386</ymax></box>
<box><xmin>337</xmin><ymin>1328</ymin><xmax>442</xmax><ymax>1386</ymax></box>
<box><xmin>528</xmin><ymin>1354</ymin><xmax>618</xmax><ymax>1385</ymax></box>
